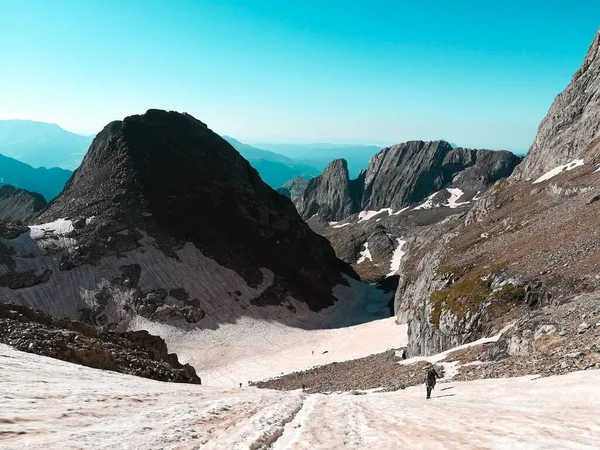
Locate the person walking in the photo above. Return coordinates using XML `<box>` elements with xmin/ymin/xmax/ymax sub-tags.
<box><xmin>425</xmin><ymin>365</ymin><xmax>441</xmax><ymax>399</ymax></box>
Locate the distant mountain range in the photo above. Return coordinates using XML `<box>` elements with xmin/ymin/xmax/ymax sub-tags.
<box><xmin>0</xmin><ymin>152</ymin><xmax>72</xmax><ymax>201</ymax></box>
<box><xmin>253</xmin><ymin>143</ymin><xmax>383</xmax><ymax>179</ymax></box>
<box><xmin>0</xmin><ymin>120</ymin><xmax>93</xmax><ymax>170</ymax></box>
<box><xmin>0</xmin><ymin>119</ymin><xmax>397</xmax><ymax>193</ymax></box>
<box><xmin>222</xmin><ymin>136</ymin><xmax>320</xmax><ymax>188</ymax></box>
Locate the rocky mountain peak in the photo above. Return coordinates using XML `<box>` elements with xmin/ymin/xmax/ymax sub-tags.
<box><xmin>35</xmin><ymin>109</ymin><xmax>355</xmax><ymax>311</ymax></box>
<box><xmin>512</xmin><ymin>29</ymin><xmax>600</xmax><ymax>181</ymax></box>
<box><xmin>296</xmin><ymin>158</ymin><xmax>364</xmax><ymax>221</ymax></box>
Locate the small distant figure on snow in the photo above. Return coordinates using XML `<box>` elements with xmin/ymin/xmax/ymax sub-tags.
<box><xmin>312</xmin><ymin>351</ymin><xmax>314</xmax><ymax>355</ymax></box>
<box><xmin>239</xmin><ymin>383</ymin><xmax>242</xmax><ymax>388</ymax></box>
<box><xmin>424</xmin><ymin>364</ymin><xmax>442</xmax><ymax>399</ymax></box>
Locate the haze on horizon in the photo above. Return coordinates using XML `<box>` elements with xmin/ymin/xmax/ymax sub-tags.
<box><xmin>1</xmin><ymin>0</ymin><xmax>599</xmax><ymax>152</ymax></box>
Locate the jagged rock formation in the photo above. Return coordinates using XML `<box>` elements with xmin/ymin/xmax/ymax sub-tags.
<box><xmin>277</xmin><ymin>176</ymin><xmax>309</xmax><ymax>204</ymax></box>
<box><xmin>0</xmin><ymin>110</ymin><xmax>357</xmax><ymax>337</ymax></box>
<box><xmin>0</xmin><ymin>185</ymin><xmax>46</xmax><ymax>223</ymax></box>
<box><xmin>394</xmin><ymin>31</ymin><xmax>600</xmax><ymax>357</ymax></box>
<box><xmin>295</xmin><ymin>141</ymin><xmax>521</xmax><ymax>221</ymax></box>
<box><xmin>297</xmin><ymin>159</ymin><xmax>364</xmax><ymax>221</ymax></box>
<box><xmin>0</xmin><ymin>301</ymin><xmax>201</xmax><ymax>383</ymax></box>
<box><xmin>513</xmin><ymin>29</ymin><xmax>600</xmax><ymax>181</ymax></box>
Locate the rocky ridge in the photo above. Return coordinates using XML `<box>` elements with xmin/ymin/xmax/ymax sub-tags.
<box><xmin>294</xmin><ymin>140</ymin><xmax>521</xmax><ymax>222</ymax></box>
<box><xmin>0</xmin><ymin>184</ymin><xmax>46</xmax><ymax>223</ymax></box>
<box><xmin>0</xmin><ymin>301</ymin><xmax>201</xmax><ymax>383</ymax></box>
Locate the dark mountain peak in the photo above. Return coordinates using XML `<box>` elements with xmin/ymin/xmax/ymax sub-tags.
<box><xmin>39</xmin><ymin>109</ymin><xmax>355</xmax><ymax>310</ymax></box>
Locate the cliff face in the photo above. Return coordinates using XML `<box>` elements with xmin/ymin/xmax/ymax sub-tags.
<box><xmin>394</xmin><ymin>30</ymin><xmax>600</xmax><ymax>358</ymax></box>
<box><xmin>296</xmin><ymin>159</ymin><xmax>364</xmax><ymax>221</ymax></box>
<box><xmin>294</xmin><ymin>141</ymin><xmax>521</xmax><ymax>221</ymax></box>
<box><xmin>513</xmin><ymin>29</ymin><xmax>600</xmax><ymax>181</ymax></box>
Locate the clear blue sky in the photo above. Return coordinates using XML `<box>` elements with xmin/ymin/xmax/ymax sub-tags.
<box><xmin>1</xmin><ymin>0</ymin><xmax>598</xmax><ymax>151</ymax></box>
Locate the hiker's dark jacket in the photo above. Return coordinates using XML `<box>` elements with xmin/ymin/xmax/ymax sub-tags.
<box><xmin>425</xmin><ymin>368</ymin><xmax>440</xmax><ymax>387</ymax></box>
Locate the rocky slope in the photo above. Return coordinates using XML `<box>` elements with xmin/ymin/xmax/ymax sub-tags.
<box><xmin>0</xmin><ymin>301</ymin><xmax>200</xmax><ymax>383</ymax></box>
<box><xmin>294</xmin><ymin>140</ymin><xmax>521</xmax><ymax>222</ymax></box>
<box><xmin>512</xmin><ymin>29</ymin><xmax>600</xmax><ymax>181</ymax></box>
<box><xmin>392</xmin><ymin>30</ymin><xmax>600</xmax><ymax>358</ymax></box>
<box><xmin>0</xmin><ymin>184</ymin><xmax>47</xmax><ymax>222</ymax></box>
<box><xmin>0</xmin><ymin>110</ymin><xmax>356</xmax><ymax>337</ymax></box>
<box><xmin>296</xmin><ymin>143</ymin><xmax>521</xmax><ymax>284</ymax></box>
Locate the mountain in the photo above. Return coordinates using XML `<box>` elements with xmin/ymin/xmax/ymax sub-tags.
<box><xmin>0</xmin><ymin>120</ymin><xmax>93</xmax><ymax>170</ymax></box>
<box><xmin>389</xmin><ymin>29</ymin><xmax>600</xmax><ymax>361</ymax></box>
<box><xmin>0</xmin><ymin>110</ymin><xmax>357</xmax><ymax>335</ymax></box>
<box><xmin>0</xmin><ymin>185</ymin><xmax>46</xmax><ymax>222</ymax></box>
<box><xmin>296</xmin><ymin>159</ymin><xmax>364</xmax><ymax>222</ymax></box>
<box><xmin>0</xmin><ymin>152</ymin><xmax>72</xmax><ymax>201</ymax></box>
<box><xmin>222</xmin><ymin>136</ymin><xmax>319</xmax><ymax>188</ymax></box>
<box><xmin>295</xmin><ymin>141</ymin><xmax>521</xmax><ymax>222</ymax></box>
<box><xmin>254</xmin><ymin>143</ymin><xmax>383</xmax><ymax>179</ymax></box>
<box><xmin>277</xmin><ymin>176</ymin><xmax>309</xmax><ymax>204</ymax></box>
<box><xmin>512</xmin><ymin>29</ymin><xmax>600</xmax><ymax>181</ymax></box>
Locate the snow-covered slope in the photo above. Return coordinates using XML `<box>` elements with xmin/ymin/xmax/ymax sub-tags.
<box><xmin>2</xmin><ymin>344</ymin><xmax>599</xmax><ymax>449</ymax></box>
<box><xmin>0</xmin><ymin>219</ymin><xmax>398</xmax><ymax>387</ymax></box>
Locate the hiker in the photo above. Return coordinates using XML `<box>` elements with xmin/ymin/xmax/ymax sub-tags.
<box><xmin>425</xmin><ymin>365</ymin><xmax>441</xmax><ymax>399</ymax></box>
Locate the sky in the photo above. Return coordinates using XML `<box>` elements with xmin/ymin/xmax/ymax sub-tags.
<box><xmin>1</xmin><ymin>0</ymin><xmax>599</xmax><ymax>151</ymax></box>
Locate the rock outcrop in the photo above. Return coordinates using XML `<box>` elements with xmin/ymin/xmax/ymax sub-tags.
<box><xmin>0</xmin><ymin>185</ymin><xmax>47</xmax><ymax>223</ymax></box>
<box><xmin>512</xmin><ymin>29</ymin><xmax>600</xmax><ymax>181</ymax></box>
<box><xmin>295</xmin><ymin>141</ymin><xmax>521</xmax><ymax>221</ymax></box>
<box><xmin>296</xmin><ymin>159</ymin><xmax>364</xmax><ymax>221</ymax></box>
<box><xmin>0</xmin><ymin>301</ymin><xmax>201</xmax><ymax>383</ymax></box>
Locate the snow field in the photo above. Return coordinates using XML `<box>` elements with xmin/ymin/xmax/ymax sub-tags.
<box><xmin>2</xmin><ymin>344</ymin><xmax>599</xmax><ymax>449</ymax></box>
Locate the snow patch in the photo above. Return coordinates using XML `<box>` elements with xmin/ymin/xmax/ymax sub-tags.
<box><xmin>356</xmin><ymin>242</ymin><xmax>372</xmax><ymax>264</ymax></box>
<box><xmin>29</xmin><ymin>218</ymin><xmax>74</xmax><ymax>240</ymax></box>
<box><xmin>445</xmin><ymin>188</ymin><xmax>470</xmax><ymax>208</ymax></box>
<box><xmin>413</xmin><ymin>191</ymin><xmax>441</xmax><ymax>210</ymax></box>
<box><xmin>392</xmin><ymin>206</ymin><xmax>410</xmax><ymax>215</ymax></box>
<box><xmin>386</xmin><ymin>239</ymin><xmax>406</xmax><ymax>277</ymax></box>
<box><xmin>533</xmin><ymin>159</ymin><xmax>585</xmax><ymax>183</ymax></box>
<box><xmin>331</xmin><ymin>223</ymin><xmax>350</xmax><ymax>229</ymax></box>
<box><xmin>357</xmin><ymin>208</ymin><xmax>393</xmax><ymax>223</ymax></box>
